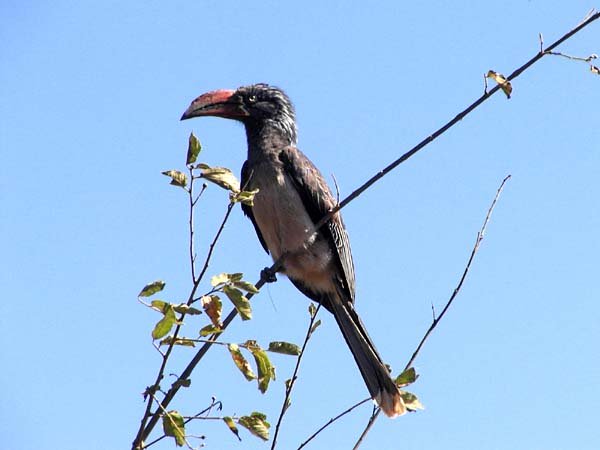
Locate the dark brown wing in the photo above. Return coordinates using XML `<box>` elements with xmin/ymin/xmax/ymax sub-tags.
<box><xmin>241</xmin><ymin>160</ymin><xmax>269</xmax><ymax>253</ymax></box>
<box><xmin>278</xmin><ymin>146</ymin><xmax>356</xmax><ymax>303</ymax></box>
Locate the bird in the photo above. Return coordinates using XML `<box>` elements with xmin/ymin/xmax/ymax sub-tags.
<box><xmin>181</xmin><ymin>83</ymin><xmax>405</xmax><ymax>418</ymax></box>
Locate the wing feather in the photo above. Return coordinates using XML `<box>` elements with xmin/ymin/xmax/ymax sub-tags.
<box><xmin>278</xmin><ymin>146</ymin><xmax>356</xmax><ymax>303</ymax></box>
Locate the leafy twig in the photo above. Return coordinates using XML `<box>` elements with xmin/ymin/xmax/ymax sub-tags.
<box><xmin>132</xmin><ymin>182</ymin><xmax>236</xmax><ymax>449</ymax></box>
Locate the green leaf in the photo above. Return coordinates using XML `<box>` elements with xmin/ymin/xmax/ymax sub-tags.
<box><xmin>200</xmin><ymin>166</ymin><xmax>240</xmax><ymax>192</ymax></box>
<box><xmin>186</xmin><ymin>132</ymin><xmax>201</xmax><ymax>165</ymax></box>
<box><xmin>152</xmin><ymin>304</ymin><xmax>177</xmax><ymax>340</ymax></box>
<box><xmin>223</xmin><ymin>286</ymin><xmax>252</xmax><ymax>321</ymax></box>
<box><xmin>268</xmin><ymin>341</ymin><xmax>301</xmax><ymax>355</ymax></box>
<box><xmin>395</xmin><ymin>367</ymin><xmax>419</xmax><ymax>387</ymax></box>
<box><xmin>228</xmin><ymin>343</ymin><xmax>256</xmax><ymax>381</ymax></box>
<box><xmin>231</xmin><ymin>188</ymin><xmax>260</xmax><ymax>206</ymax></box>
<box><xmin>223</xmin><ymin>416</ymin><xmax>241</xmax><ymax>441</ymax></box>
<box><xmin>199</xmin><ymin>324</ymin><xmax>222</xmax><ymax>337</ymax></box>
<box><xmin>201</xmin><ymin>295</ymin><xmax>222</xmax><ymax>327</ymax></box>
<box><xmin>399</xmin><ymin>390</ymin><xmax>424</xmax><ymax>411</ymax></box>
<box><xmin>238</xmin><ymin>412</ymin><xmax>270</xmax><ymax>441</ymax></box>
<box><xmin>162</xmin><ymin>410</ymin><xmax>186</xmax><ymax>447</ymax></box>
<box><xmin>172</xmin><ymin>303</ymin><xmax>202</xmax><ymax>315</ymax></box>
<box><xmin>228</xmin><ymin>272</ymin><xmax>244</xmax><ymax>282</ymax></box>
<box><xmin>232</xmin><ymin>280</ymin><xmax>259</xmax><ymax>294</ymax></box>
<box><xmin>150</xmin><ymin>300</ymin><xmax>167</xmax><ymax>311</ymax></box>
<box><xmin>308</xmin><ymin>303</ymin><xmax>317</xmax><ymax>318</ymax></box>
<box><xmin>246</xmin><ymin>342</ymin><xmax>274</xmax><ymax>393</ymax></box>
<box><xmin>139</xmin><ymin>280</ymin><xmax>166</xmax><ymax>297</ymax></box>
<box><xmin>162</xmin><ymin>170</ymin><xmax>188</xmax><ymax>188</ymax></box>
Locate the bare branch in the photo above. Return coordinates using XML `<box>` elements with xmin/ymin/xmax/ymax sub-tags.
<box><xmin>296</xmin><ymin>398</ymin><xmax>371</xmax><ymax>450</ymax></box>
<box><xmin>352</xmin><ymin>175</ymin><xmax>511</xmax><ymax>449</ymax></box>
<box><xmin>271</xmin><ymin>304</ymin><xmax>322</xmax><ymax>450</ymax></box>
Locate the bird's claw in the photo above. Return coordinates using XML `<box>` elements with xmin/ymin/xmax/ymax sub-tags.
<box><xmin>261</xmin><ymin>267</ymin><xmax>277</xmax><ymax>283</ymax></box>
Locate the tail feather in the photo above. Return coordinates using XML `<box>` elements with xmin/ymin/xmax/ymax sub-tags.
<box><xmin>327</xmin><ymin>292</ymin><xmax>406</xmax><ymax>418</ymax></box>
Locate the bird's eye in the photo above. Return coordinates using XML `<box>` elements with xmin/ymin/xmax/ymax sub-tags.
<box><xmin>247</xmin><ymin>94</ymin><xmax>257</xmax><ymax>103</ymax></box>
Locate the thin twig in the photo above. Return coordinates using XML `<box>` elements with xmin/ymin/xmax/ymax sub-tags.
<box><xmin>404</xmin><ymin>175</ymin><xmax>510</xmax><ymax>371</ymax></box>
<box><xmin>296</xmin><ymin>398</ymin><xmax>371</xmax><ymax>450</ymax></box>
<box><xmin>144</xmin><ymin>399</ymin><xmax>221</xmax><ymax>448</ymax></box>
<box><xmin>544</xmin><ymin>50</ymin><xmax>598</xmax><ymax>63</ymax></box>
<box><xmin>352</xmin><ymin>175</ymin><xmax>511</xmax><ymax>450</ymax></box>
<box><xmin>352</xmin><ymin>408</ymin><xmax>380</xmax><ymax>450</ymax></box>
<box><xmin>271</xmin><ymin>304</ymin><xmax>321</xmax><ymax>450</ymax></box>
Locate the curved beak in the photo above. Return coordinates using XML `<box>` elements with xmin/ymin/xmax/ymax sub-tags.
<box><xmin>180</xmin><ymin>89</ymin><xmax>248</xmax><ymax>121</ymax></box>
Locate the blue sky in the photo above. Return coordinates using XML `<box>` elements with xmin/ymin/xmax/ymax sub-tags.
<box><xmin>2</xmin><ymin>1</ymin><xmax>599</xmax><ymax>449</ymax></box>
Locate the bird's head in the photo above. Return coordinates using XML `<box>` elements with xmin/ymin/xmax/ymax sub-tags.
<box><xmin>181</xmin><ymin>83</ymin><xmax>297</xmax><ymax>145</ymax></box>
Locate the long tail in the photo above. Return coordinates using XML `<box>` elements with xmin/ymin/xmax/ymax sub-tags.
<box><xmin>327</xmin><ymin>291</ymin><xmax>406</xmax><ymax>418</ymax></box>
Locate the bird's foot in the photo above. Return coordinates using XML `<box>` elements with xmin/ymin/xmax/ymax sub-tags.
<box><xmin>261</xmin><ymin>267</ymin><xmax>277</xmax><ymax>283</ymax></box>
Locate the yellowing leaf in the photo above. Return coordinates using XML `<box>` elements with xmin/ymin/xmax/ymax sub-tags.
<box><xmin>399</xmin><ymin>390</ymin><xmax>425</xmax><ymax>411</ymax></box>
<box><xmin>308</xmin><ymin>303</ymin><xmax>317</xmax><ymax>318</ymax></box>
<box><xmin>223</xmin><ymin>416</ymin><xmax>241</xmax><ymax>441</ymax></box>
<box><xmin>186</xmin><ymin>132</ymin><xmax>201</xmax><ymax>165</ymax></box>
<box><xmin>231</xmin><ymin>188</ymin><xmax>260</xmax><ymax>206</ymax></box>
<box><xmin>232</xmin><ymin>280</ymin><xmax>259</xmax><ymax>294</ymax></box>
<box><xmin>395</xmin><ymin>367</ymin><xmax>419</xmax><ymax>387</ymax></box>
<box><xmin>486</xmin><ymin>70</ymin><xmax>512</xmax><ymax>98</ymax></box>
<box><xmin>268</xmin><ymin>341</ymin><xmax>301</xmax><ymax>355</ymax></box>
<box><xmin>201</xmin><ymin>295</ymin><xmax>222</xmax><ymax>327</ymax></box>
<box><xmin>162</xmin><ymin>170</ymin><xmax>188</xmax><ymax>188</ymax></box>
<box><xmin>210</xmin><ymin>273</ymin><xmax>229</xmax><ymax>287</ymax></box>
<box><xmin>199</xmin><ymin>324</ymin><xmax>222</xmax><ymax>337</ymax></box>
<box><xmin>139</xmin><ymin>280</ymin><xmax>165</xmax><ymax>297</ymax></box>
<box><xmin>210</xmin><ymin>272</ymin><xmax>243</xmax><ymax>287</ymax></box>
<box><xmin>238</xmin><ymin>412</ymin><xmax>270</xmax><ymax>441</ymax></box>
<box><xmin>162</xmin><ymin>410</ymin><xmax>186</xmax><ymax>447</ymax></box>
<box><xmin>160</xmin><ymin>336</ymin><xmax>196</xmax><ymax>347</ymax></box>
<box><xmin>309</xmin><ymin>319</ymin><xmax>322</xmax><ymax>336</ymax></box>
<box><xmin>228</xmin><ymin>343</ymin><xmax>256</xmax><ymax>381</ymax></box>
<box><xmin>223</xmin><ymin>286</ymin><xmax>252</xmax><ymax>320</ymax></box>
<box><xmin>172</xmin><ymin>304</ymin><xmax>202</xmax><ymax>315</ymax></box>
<box><xmin>247</xmin><ymin>342</ymin><xmax>274</xmax><ymax>393</ymax></box>
<box><xmin>200</xmin><ymin>166</ymin><xmax>240</xmax><ymax>192</ymax></box>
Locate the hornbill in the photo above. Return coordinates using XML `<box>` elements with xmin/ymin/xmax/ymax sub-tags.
<box><xmin>181</xmin><ymin>83</ymin><xmax>405</xmax><ymax>417</ymax></box>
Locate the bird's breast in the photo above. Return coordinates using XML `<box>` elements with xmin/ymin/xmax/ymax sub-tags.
<box><xmin>249</xmin><ymin>162</ymin><xmax>334</xmax><ymax>293</ymax></box>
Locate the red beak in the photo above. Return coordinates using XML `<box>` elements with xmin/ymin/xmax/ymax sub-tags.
<box><xmin>180</xmin><ymin>89</ymin><xmax>248</xmax><ymax>120</ymax></box>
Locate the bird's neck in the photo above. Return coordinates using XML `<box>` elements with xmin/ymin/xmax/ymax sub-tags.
<box><xmin>245</xmin><ymin>118</ymin><xmax>297</xmax><ymax>160</ymax></box>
